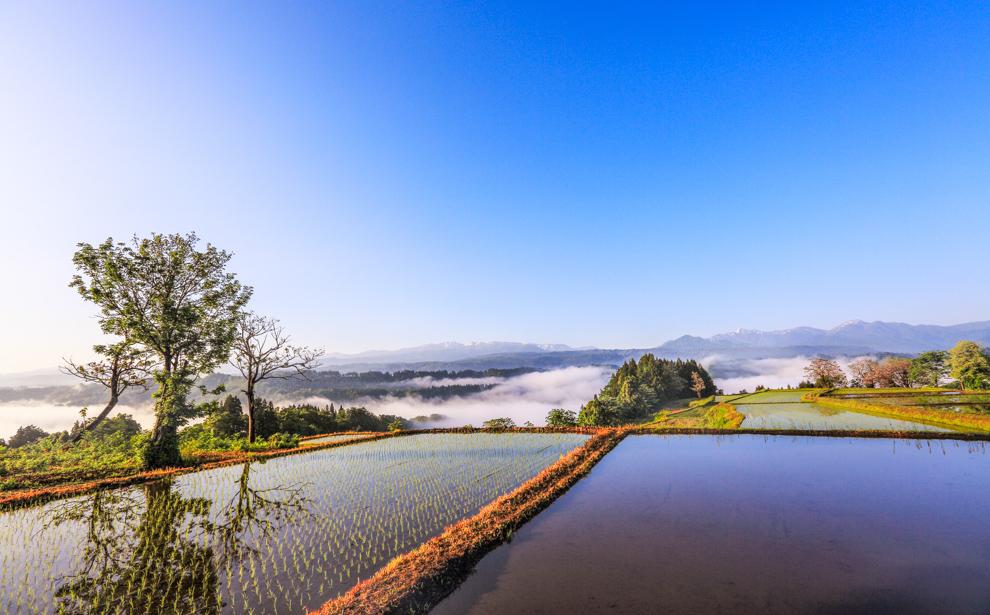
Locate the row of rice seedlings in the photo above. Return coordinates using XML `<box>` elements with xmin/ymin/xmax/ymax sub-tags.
<box><xmin>0</xmin><ymin>432</ymin><xmax>588</xmax><ymax>614</ymax></box>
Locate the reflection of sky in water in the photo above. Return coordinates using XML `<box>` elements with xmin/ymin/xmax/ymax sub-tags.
<box><xmin>736</xmin><ymin>402</ymin><xmax>953</xmax><ymax>431</ymax></box>
<box><xmin>435</xmin><ymin>435</ymin><xmax>990</xmax><ymax>615</ymax></box>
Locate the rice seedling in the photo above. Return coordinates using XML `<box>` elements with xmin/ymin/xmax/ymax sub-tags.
<box><xmin>0</xmin><ymin>432</ymin><xmax>587</xmax><ymax>614</ymax></box>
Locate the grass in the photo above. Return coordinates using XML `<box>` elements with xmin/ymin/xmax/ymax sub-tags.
<box><xmin>702</xmin><ymin>403</ymin><xmax>745</xmax><ymax>429</ymax></box>
<box><xmin>688</xmin><ymin>395</ymin><xmax>715</xmax><ymax>408</ymax></box>
<box><xmin>830</xmin><ymin>387</ymin><xmax>948</xmax><ymax>396</ymax></box>
<box><xmin>0</xmin><ymin>431</ymin><xmax>401</xmax><ymax>510</ymax></box>
<box><xmin>0</xmin><ymin>431</ymin><xmax>310</xmax><ymax>493</ymax></box>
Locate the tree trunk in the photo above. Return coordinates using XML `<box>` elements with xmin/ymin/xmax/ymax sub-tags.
<box><xmin>143</xmin><ymin>373</ymin><xmax>184</xmax><ymax>469</ymax></box>
<box><xmin>70</xmin><ymin>395</ymin><xmax>119</xmax><ymax>443</ymax></box>
<box><xmin>246</xmin><ymin>386</ymin><xmax>256</xmax><ymax>443</ymax></box>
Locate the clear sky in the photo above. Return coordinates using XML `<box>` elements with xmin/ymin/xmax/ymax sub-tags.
<box><xmin>1</xmin><ymin>2</ymin><xmax>988</xmax><ymax>373</ymax></box>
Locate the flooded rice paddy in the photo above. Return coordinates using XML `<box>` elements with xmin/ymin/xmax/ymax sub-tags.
<box><xmin>729</xmin><ymin>390</ymin><xmax>955</xmax><ymax>431</ymax></box>
<box><xmin>735</xmin><ymin>401</ymin><xmax>953</xmax><ymax>431</ymax></box>
<box><xmin>300</xmin><ymin>433</ymin><xmax>377</xmax><ymax>445</ymax></box>
<box><xmin>0</xmin><ymin>432</ymin><xmax>588</xmax><ymax>614</ymax></box>
<box><xmin>434</xmin><ymin>434</ymin><xmax>990</xmax><ymax>615</ymax></box>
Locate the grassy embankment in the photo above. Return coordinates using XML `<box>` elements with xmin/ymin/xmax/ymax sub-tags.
<box><xmin>803</xmin><ymin>389</ymin><xmax>990</xmax><ymax>433</ymax></box>
<box><xmin>0</xmin><ymin>431</ymin><xmax>388</xmax><ymax>494</ymax></box>
<box><xmin>702</xmin><ymin>403</ymin><xmax>745</xmax><ymax>429</ymax></box>
<box><xmin>646</xmin><ymin>398</ymin><xmax>744</xmax><ymax>430</ymax></box>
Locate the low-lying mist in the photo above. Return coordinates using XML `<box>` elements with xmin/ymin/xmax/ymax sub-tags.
<box><xmin>0</xmin><ymin>403</ymin><xmax>157</xmax><ymax>440</ymax></box>
<box><xmin>299</xmin><ymin>366</ymin><xmax>614</xmax><ymax>427</ymax></box>
<box><xmin>703</xmin><ymin>354</ymin><xmax>869</xmax><ymax>393</ymax></box>
<box><xmin>0</xmin><ymin>357</ymin><xmax>876</xmax><ymax>438</ymax></box>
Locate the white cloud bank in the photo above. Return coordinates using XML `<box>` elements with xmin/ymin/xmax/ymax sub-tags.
<box><xmin>2</xmin><ymin>357</ymin><xmax>883</xmax><ymax>437</ymax></box>
<box><xmin>703</xmin><ymin>354</ymin><xmax>872</xmax><ymax>394</ymax></box>
<box><xmin>301</xmin><ymin>366</ymin><xmax>613</xmax><ymax>427</ymax></box>
<box><xmin>0</xmin><ymin>403</ymin><xmax>156</xmax><ymax>440</ymax></box>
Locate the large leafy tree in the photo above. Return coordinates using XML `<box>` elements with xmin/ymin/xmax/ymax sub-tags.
<box><xmin>949</xmin><ymin>341</ymin><xmax>990</xmax><ymax>390</ymax></box>
<box><xmin>545</xmin><ymin>408</ymin><xmax>577</xmax><ymax>427</ymax></box>
<box><xmin>908</xmin><ymin>350</ymin><xmax>949</xmax><ymax>388</ymax></box>
<box><xmin>70</xmin><ymin>233</ymin><xmax>252</xmax><ymax>468</ymax></box>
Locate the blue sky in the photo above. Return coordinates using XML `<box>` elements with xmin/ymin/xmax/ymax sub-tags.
<box><xmin>1</xmin><ymin>2</ymin><xmax>988</xmax><ymax>371</ymax></box>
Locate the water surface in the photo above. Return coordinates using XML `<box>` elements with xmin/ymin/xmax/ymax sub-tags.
<box><xmin>736</xmin><ymin>401</ymin><xmax>952</xmax><ymax>431</ymax></box>
<box><xmin>434</xmin><ymin>434</ymin><xmax>990</xmax><ymax>615</ymax></box>
<box><xmin>0</xmin><ymin>433</ymin><xmax>587</xmax><ymax>614</ymax></box>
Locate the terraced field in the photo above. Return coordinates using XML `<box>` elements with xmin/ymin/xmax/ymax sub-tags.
<box><xmin>731</xmin><ymin>390</ymin><xmax>954</xmax><ymax>431</ymax></box>
<box><xmin>0</xmin><ymin>432</ymin><xmax>588</xmax><ymax>615</ymax></box>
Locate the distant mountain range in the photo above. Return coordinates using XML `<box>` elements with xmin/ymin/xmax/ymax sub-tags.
<box><xmin>319</xmin><ymin>320</ymin><xmax>990</xmax><ymax>371</ymax></box>
<box><xmin>4</xmin><ymin>320</ymin><xmax>989</xmax><ymax>386</ymax></box>
<box><xmin>322</xmin><ymin>342</ymin><xmax>580</xmax><ymax>366</ymax></box>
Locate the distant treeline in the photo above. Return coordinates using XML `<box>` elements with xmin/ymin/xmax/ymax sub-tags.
<box><xmin>578</xmin><ymin>355</ymin><xmax>716</xmax><ymax>426</ymax></box>
<box><xmin>1</xmin><ymin>396</ymin><xmax>408</xmax><ymax>451</ymax></box>
<box><xmin>262</xmin><ymin>384</ymin><xmax>496</xmax><ymax>402</ymax></box>
<box><xmin>0</xmin><ymin>367</ymin><xmax>534</xmax><ymax>408</ymax></box>
<box><xmin>185</xmin><ymin>396</ymin><xmax>409</xmax><ymax>444</ymax></box>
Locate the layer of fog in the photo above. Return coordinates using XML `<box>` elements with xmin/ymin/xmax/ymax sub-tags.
<box><xmin>0</xmin><ymin>357</ymin><xmax>878</xmax><ymax>438</ymax></box>
<box><xmin>703</xmin><ymin>355</ymin><xmax>870</xmax><ymax>394</ymax></box>
<box><xmin>402</xmin><ymin>375</ymin><xmax>504</xmax><ymax>388</ymax></box>
<box><xmin>0</xmin><ymin>403</ymin><xmax>157</xmax><ymax>440</ymax></box>
<box><xmin>300</xmin><ymin>366</ymin><xmax>613</xmax><ymax>427</ymax></box>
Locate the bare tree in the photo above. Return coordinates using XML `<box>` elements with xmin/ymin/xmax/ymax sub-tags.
<box><xmin>690</xmin><ymin>371</ymin><xmax>706</xmax><ymax>398</ymax></box>
<box><xmin>61</xmin><ymin>342</ymin><xmax>154</xmax><ymax>442</ymax></box>
<box><xmin>230</xmin><ymin>313</ymin><xmax>325</xmax><ymax>442</ymax></box>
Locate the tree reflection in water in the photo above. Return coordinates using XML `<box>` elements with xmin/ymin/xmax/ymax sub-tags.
<box><xmin>42</xmin><ymin>462</ymin><xmax>312</xmax><ymax>614</ymax></box>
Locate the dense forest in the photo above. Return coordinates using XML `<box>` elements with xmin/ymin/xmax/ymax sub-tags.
<box><xmin>578</xmin><ymin>354</ymin><xmax>716</xmax><ymax>426</ymax></box>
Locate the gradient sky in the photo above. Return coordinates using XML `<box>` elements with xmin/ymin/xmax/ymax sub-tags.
<box><xmin>1</xmin><ymin>2</ymin><xmax>989</xmax><ymax>373</ymax></box>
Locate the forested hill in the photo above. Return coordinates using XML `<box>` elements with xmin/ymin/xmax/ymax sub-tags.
<box><xmin>578</xmin><ymin>355</ymin><xmax>716</xmax><ymax>426</ymax></box>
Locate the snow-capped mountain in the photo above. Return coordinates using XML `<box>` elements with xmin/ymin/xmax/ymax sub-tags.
<box><xmin>695</xmin><ymin>320</ymin><xmax>990</xmax><ymax>353</ymax></box>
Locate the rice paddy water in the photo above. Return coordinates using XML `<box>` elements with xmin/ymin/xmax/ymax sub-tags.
<box><xmin>434</xmin><ymin>434</ymin><xmax>990</xmax><ymax>614</ymax></box>
<box><xmin>0</xmin><ymin>432</ymin><xmax>588</xmax><ymax>614</ymax></box>
<box><xmin>730</xmin><ymin>390</ymin><xmax>955</xmax><ymax>431</ymax></box>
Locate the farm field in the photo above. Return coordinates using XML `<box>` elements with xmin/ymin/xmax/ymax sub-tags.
<box><xmin>731</xmin><ymin>390</ymin><xmax>956</xmax><ymax>431</ymax></box>
<box><xmin>0</xmin><ymin>432</ymin><xmax>587</xmax><ymax>615</ymax></box>
<box><xmin>300</xmin><ymin>433</ymin><xmax>377</xmax><ymax>445</ymax></box>
<box><xmin>831</xmin><ymin>392</ymin><xmax>990</xmax><ymax>414</ymax></box>
<box><xmin>736</xmin><ymin>401</ymin><xmax>954</xmax><ymax>431</ymax></box>
<box><xmin>432</xmin><ymin>434</ymin><xmax>990</xmax><ymax>614</ymax></box>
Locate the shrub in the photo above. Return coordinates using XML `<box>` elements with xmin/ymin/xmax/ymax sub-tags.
<box><xmin>482</xmin><ymin>417</ymin><xmax>516</xmax><ymax>429</ymax></box>
<box><xmin>8</xmin><ymin>425</ymin><xmax>50</xmax><ymax>449</ymax></box>
<box><xmin>545</xmin><ymin>409</ymin><xmax>577</xmax><ymax>427</ymax></box>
